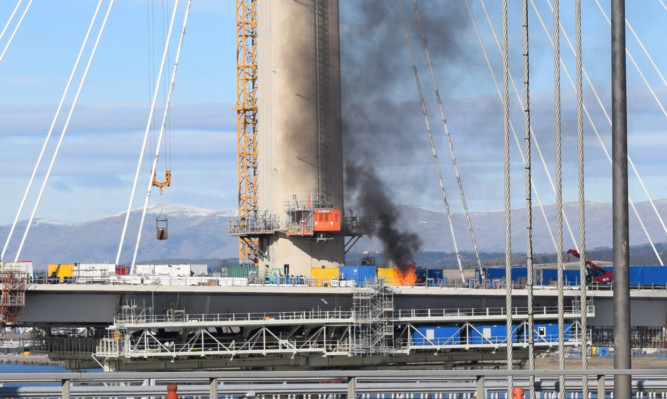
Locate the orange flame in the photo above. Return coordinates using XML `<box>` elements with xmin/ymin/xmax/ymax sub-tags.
<box><xmin>397</xmin><ymin>262</ymin><xmax>417</xmax><ymax>286</ymax></box>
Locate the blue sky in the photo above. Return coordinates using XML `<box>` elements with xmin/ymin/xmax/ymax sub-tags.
<box><xmin>1</xmin><ymin>0</ymin><xmax>666</xmax><ymax>226</ymax></box>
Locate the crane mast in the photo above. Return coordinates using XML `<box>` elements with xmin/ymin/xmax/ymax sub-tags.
<box><xmin>235</xmin><ymin>0</ymin><xmax>258</xmax><ymax>261</ymax></box>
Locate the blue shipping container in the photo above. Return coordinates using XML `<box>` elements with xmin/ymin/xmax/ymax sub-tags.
<box><xmin>338</xmin><ymin>266</ymin><xmax>377</xmax><ymax>287</ymax></box>
<box><xmin>563</xmin><ymin>270</ymin><xmax>582</xmax><ymax>285</ymax></box>
<box><xmin>525</xmin><ymin>323</ymin><xmax>572</xmax><ymax>343</ymax></box>
<box><xmin>427</xmin><ymin>269</ymin><xmax>444</xmax><ymax>281</ymax></box>
<box><xmin>468</xmin><ymin>324</ymin><xmax>518</xmax><ymax>344</ymax></box>
<box><xmin>640</xmin><ymin>266</ymin><xmax>667</xmax><ymax>286</ymax></box>
<box><xmin>482</xmin><ymin>267</ymin><xmax>527</xmax><ymax>282</ymax></box>
<box><xmin>539</xmin><ymin>269</ymin><xmax>583</xmax><ymax>286</ymax></box>
<box><xmin>411</xmin><ymin>326</ymin><xmax>461</xmax><ymax>346</ymax></box>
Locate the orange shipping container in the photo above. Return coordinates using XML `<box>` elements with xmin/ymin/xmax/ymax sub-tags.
<box><xmin>313</xmin><ymin>209</ymin><xmax>341</xmax><ymax>232</ymax></box>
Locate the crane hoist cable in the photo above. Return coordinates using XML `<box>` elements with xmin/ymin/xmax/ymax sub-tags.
<box><xmin>129</xmin><ymin>0</ymin><xmax>191</xmax><ymax>270</ymax></box>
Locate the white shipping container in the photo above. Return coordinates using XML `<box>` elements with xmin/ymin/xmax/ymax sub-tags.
<box><xmin>2</xmin><ymin>261</ymin><xmax>33</xmax><ymax>276</ymax></box>
<box><xmin>78</xmin><ymin>263</ymin><xmax>115</xmax><ymax>273</ymax></box>
<box><xmin>118</xmin><ymin>275</ymin><xmax>143</xmax><ymax>285</ymax></box>
<box><xmin>170</xmin><ymin>264</ymin><xmax>191</xmax><ymax>277</ymax></box>
<box><xmin>135</xmin><ymin>265</ymin><xmax>155</xmax><ymax>275</ymax></box>
<box><xmin>190</xmin><ymin>264</ymin><xmax>209</xmax><ymax>275</ymax></box>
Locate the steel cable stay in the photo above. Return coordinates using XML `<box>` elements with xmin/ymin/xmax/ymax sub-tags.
<box><xmin>116</xmin><ymin>0</ymin><xmax>182</xmax><ymax>269</ymax></box>
<box><xmin>130</xmin><ymin>0</ymin><xmax>190</xmax><ymax>269</ymax></box>
<box><xmin>0</xmin><ymin>0</ymin><xmax>25</xmax><ymax>52</ymax></box>
<box><xmin>1</xmin><ymin>0</ymin><xmax>109</xmax><ymax>263</ymax></box>
<box><xmin>575</xmin><ymin>1</ymin><xmax>589</xmax><ymax>397</ymax></box>
<box><xmin>0</xmin><ymin>1</ymin><xmax>23</xmax><ymax>44</ymax></box>
<box><xmin>592</xmin><ymin>0</ymin><xmax>667</xmax><ymax>243</ymax></box>
<box><xmin>501</xmin><ymin>0</ymin><xmax>513</xmax><ymax>394</ymax></box>
<box><xmin>478</xmin><ymin>0</ymin><xmax>580</xmax><ymax>254</ymax></box>
<box><xmin>520</xmin><ymin>0</ymin><xmax>536</xmax><ymax>396</ymax></box>
<box><xmin>410</xmin><ymin>0</ymin><xmax>485</xmax><ymax>282</ymax></box>
<box><xmin>530</xmin><ymin>0</ymin><xmax>665</xmax><ymax>265</ymax></box>
<box><xmin>463</xmin><ymin>0</ymin><xmax>559</xmax><ymax>254</ymax></box>
<box><xmin>397</xmin><ymin>0</ymin><xmax>466</xmax><ymax>283</ymax></box>
<box><xmin>551</xmin><ymin>0</ymin><xmax>566</xmax><ymax>393</ymax></box>
<box><xmin>0</xmin><ymin>0</ymin><xmax>32</xmax><ymax>65</ymax></box>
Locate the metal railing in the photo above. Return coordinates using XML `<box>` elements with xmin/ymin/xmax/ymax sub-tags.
<box><xmin>0</xmin><ymin>369</ymin><xmax>665</xmax><ymax>399</ymax></box>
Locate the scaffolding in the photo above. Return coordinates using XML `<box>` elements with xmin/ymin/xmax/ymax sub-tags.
<box><xmin>0</xmin><ymin>270</ymin><xmax>26</xmax><ymax>325</ymax></box>
<box><xmin>352</xmin><ymin>279</ymin><xmax>394</xmax><ymax>355</ymax></box>
<box><xmin>91</xmin><ymin>298</ymin><xmax>590</xmax><ymax>370</ymax></box>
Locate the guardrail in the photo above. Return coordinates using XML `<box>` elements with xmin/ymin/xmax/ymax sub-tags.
<box><xmin>0</xmin><ymin>369</ymin><xmax>664</xmax><ymax>398</ymax></box>
<box><xmin>25</xmin><ymin>275</ymin><xmax>667</xmax><ymax>291</ymax></box>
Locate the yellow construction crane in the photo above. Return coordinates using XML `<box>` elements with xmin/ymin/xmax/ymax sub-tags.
<box><xmin>235</xmin><ymin>0</ymin><xmax>258</xmax><ymax>261</ymax></box>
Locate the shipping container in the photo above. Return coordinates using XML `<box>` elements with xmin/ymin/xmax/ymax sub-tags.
<box><xmin>313</xmin><ymin>209</ymin><xmax>341</xmax><ymax>232</ymax></box>
<box><xmin>426</xmin><ymin>269</ymin><xmax>444</xmax><ymax>284</ymax></box>
<box><xmin>482</xmin><ymin>267</ymin><xmax>527</xmax><ymax>282</ymax></box>
<box><xmin>339</xmin><ymin>266</ymin><xmax>377</xmax><ymax>287</ymax></box>
<box><xmin>377</xmin><ymin>267</ymin><xmax>397</xmax><ymax>286</ymax></box>
<box><xmin>135</xmin><ymin>264</ymin><xmax>155</xmax><ymax>275</ymax></box>
<box><xmin>191</xmin><ymin>264</ymin><xmax>209</xmax><ymax>276</ymax></box>
<box><xmin>47</xmin><ymin>264</ymin><xmax>75</xmax><ymax>282</ymax></box>
<box><xmin>3</xmin><ymin>261</ymin><xmax>33</xmax><ymax>277</ymax></box>
<box><xmin>523</xmin><ymin>323</ymin><xmax>572</xmax><ymax>343</ymax></box>
<box><xmin>411</xmin><ymin>326</ymin><xmax>461</xmax><ymax>346</ymax></box>
<box><xmin>640</xmin><ymin>266</ymin><xmax>667</xmax><ymax>286</ymax></box>
<box><xmin>468</xmin><ymin>324</ymin><xmax>519</xmax><ymax>344</ymax></box>
<box><xmin>223</xmin><ymin>265</ymin><xmax>257</xmax><ymax>278</ymax></box>
<box><xmin>310</xmin><ymin>267</ymin><xmax>340</xmax><ymax>287</ymax></box>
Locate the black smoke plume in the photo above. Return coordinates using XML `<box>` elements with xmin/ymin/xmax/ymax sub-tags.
<box><xmin>340</xmin><ymin>1</ymin><xmax>473</xmax><ymax>268</ymax></box>
<box><xmin>345</xmin><ymin>161</ymin><xmax>421</xmax><ymax>270</ymax></box>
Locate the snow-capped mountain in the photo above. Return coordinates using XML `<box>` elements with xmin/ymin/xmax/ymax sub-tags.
<box><xmin>2</xmin><ymin>200</ymin><xmax>667</xmax><ymax>269</ymax></box>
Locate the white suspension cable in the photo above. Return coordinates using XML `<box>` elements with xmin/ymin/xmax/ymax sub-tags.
<box><xmin>0</xmin><ymin>0</ymin><xmax>23</xmax><ymax>45</ymax></box>
<box><xmin>531</xmin><ymin>0</ymin><xmax>664</xmax><ymax>265</ymax></box>
<box><xmin>478</xmin><ymin>0</ymin><xmax>580</xmax><ymax>252</ymax></box>
<box><xmin>660</xmin><ymin>0</ymin><xmax>667</xmax><ymax>12</ymax></box>
<box><xmin>553</xmin><ymin>0</ymin><xmax>565</xmax><ymax>394</ymax></box>
<box><xmin>14</xmin><ymin>0</ymin><xmax>114</xmax><ymax>261</ymax></box>
<box><xmin>0</xmin><ymin>0</ymin><xmax>32</xmax><ymax>64</ymax></box>
<box><xmin>467</xmin><ymin>0</ymin><xmax>559</xmax><ymax>252</ymax></box>
<box><xmin>575</xmin><ymin>0</ymin><xmax>589</xmax><ymax>397</ymax></box>
<box><xmin>131</xmin><ymin>0</ymin><xmax>190</xmax><ymax>269</ymax></box>
<box><xmin>116</xmin><ymin>0</ymin><xmax>180</xmax><ymax>268</ymax></box>
<box><xmin>411</xmin><ymin>0</ymin><xmax>484</xmax><ymax>281</ymax></box>
<box><xmin>398</xmin><ymin>0</ymin><xmax>466</xmax><ymax>283</ymax></box>
<box><xmin>1</xmin><ymin>0</ymin><xmax>104</xmax><ymax>263</ymax></box>
<box><xmin>592</xmin><ymin>0</ymin><xmax>667</xmax><ymax>246</ymax></box>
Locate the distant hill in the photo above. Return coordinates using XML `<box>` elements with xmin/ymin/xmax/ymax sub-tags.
<box><xmin>3</xmin><ymin>200</ymin><xmax>667</xmax><ymax>270</ymax></box>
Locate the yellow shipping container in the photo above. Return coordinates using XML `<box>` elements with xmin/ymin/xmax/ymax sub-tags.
<box><xmin>47</xmin><ymin>264</ymin><xmax>75</xmax><ymax>282</ymax></box>
<box><xmin>377</xmin><ymin>267</ymin><xmax>398</xmax><ymax>286</ymax></box>
<box><xmin>310</xmin><ymin>267</ymin><xmax>339</xmax><ymax>287</ymax></box>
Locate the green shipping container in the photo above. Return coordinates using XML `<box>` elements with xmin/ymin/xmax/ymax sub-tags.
<box><xmin>221</xmin><ymin>265</ymin><xmax>257</xmax><ymax>278</ymax></box>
